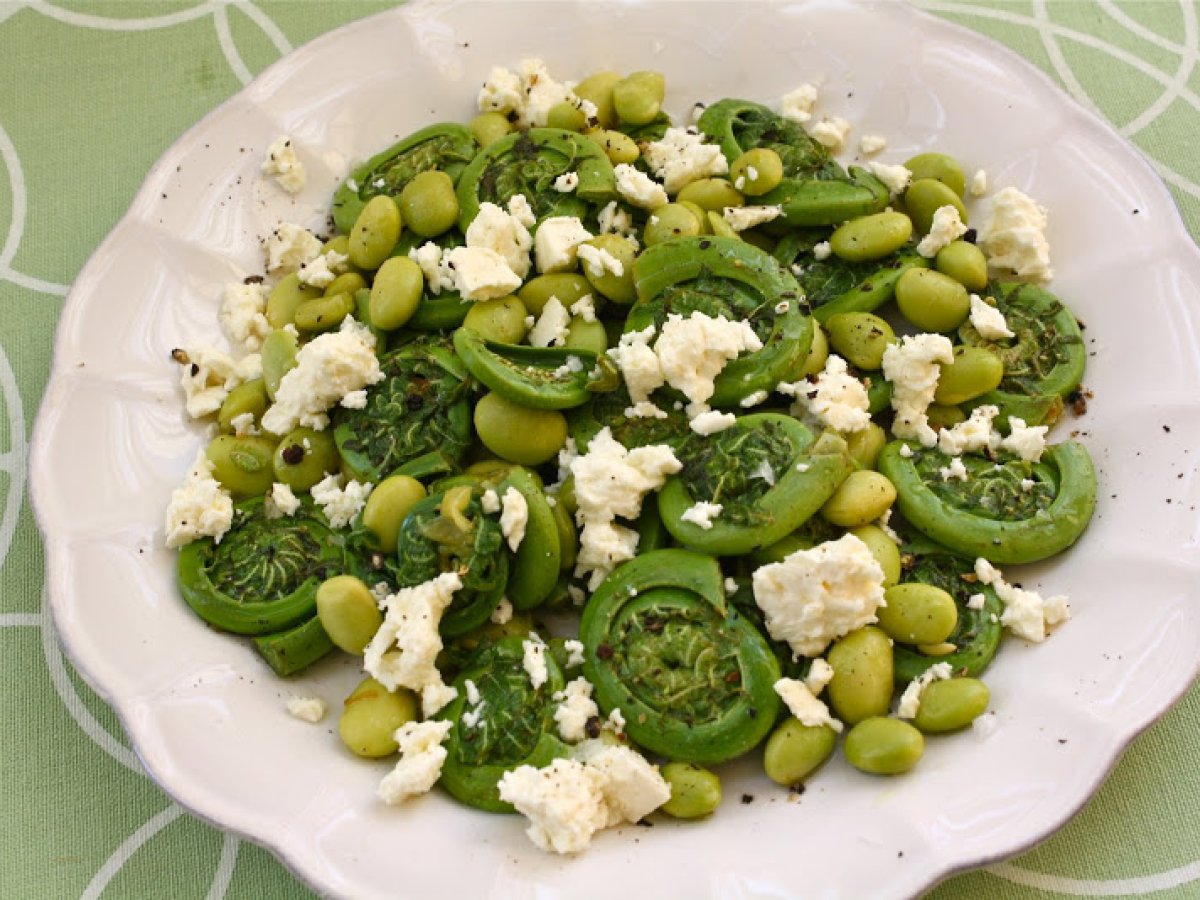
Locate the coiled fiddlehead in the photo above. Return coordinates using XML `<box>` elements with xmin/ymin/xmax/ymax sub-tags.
<box><xmin>567</xmin><ymin>384</ymin><xmax>693</xmax><ymax>453</ymax></box>
<box><xmin>580</xmin><ymin>549</ymin><xmax>781</xmax><ymax>764</ymax></box>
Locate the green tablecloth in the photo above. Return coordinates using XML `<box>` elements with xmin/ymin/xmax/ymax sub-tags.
<box><xmin>2</xmin><ymin>2</ymin><xmax>1197</xmax><ymax>897</ymax></box>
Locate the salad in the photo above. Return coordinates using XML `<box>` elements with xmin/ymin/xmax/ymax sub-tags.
<box><xmin>164</xmin><ymin>58</ymin><xmax>1095</xmax><ymax>855</ymax></box>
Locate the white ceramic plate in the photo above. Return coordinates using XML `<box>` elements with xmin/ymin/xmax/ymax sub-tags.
<box><xmin>30</xmin><ymin>2</ymin><xmax>1200</xmax><ymax>898</ymax></box>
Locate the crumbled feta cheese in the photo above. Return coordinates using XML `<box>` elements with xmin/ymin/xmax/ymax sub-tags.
<box><xmin>465</xmin><ymin>200</ymin><xmax>533</xmax><ymax>278</ymax></box>
<box><xmin>310</xmin><ymin>473</ymin><xmax>372</xmax><ymax>528</ymax></box>
<box><xmin>164</xmin><ymin>449</ymin><xmax>234</xmax><ymax>548</ymax></box>
<box><xmin>866</xmin><ymin>161</ymin><xmax>912</xmax><ymax>196</ymax></box>
<box><xmin>781</xmin><ymin>83</ymin><xmax>819</xmax><ymax>123</ymax></box>
<box><xmin>409</xmin><ymin>242</ymin><xmax>457</xmax><ymax>295</ymax></box>
<box><xmin>750</xmin><ymin>459</ymin><xmax>776</xmax><ymax>486</ymax></box>
<box><xmin>568</xmin><ymin>294</ymin><xmax>596</xmax><ymax>322</ymax></box>
<box><xmin>378</xmin><ymin>720</ymin><xmax>453</xmax><ymax>805</ymax></box>
<box><xmin>507</xmin><ymin>194</ymin><xmax>536</xmax><ymax>229</ymax></box>
<box><xmin>999</xmin><ymin>417</ymin><xmax>1048</xmax><ymax>463</ymax></box>
<box><xmin>477</xmin><ymin>66</ymin><xmax>523</xmax><ymax>116</ymax></box>
<box><xmin>779</xmin><ymin>354</ymin><xmax>870</xmax><ymax>433</ymax></box>
<box><xmin>939</xmin><ymin>457</ymin><xmax>969</xmax><ymax>482</ymax></box>
<box><xmin>554</xmin><ymin>172</ymin><xmax>579</xmax><ymax>193</ymax></box>
<box><xmin>606</xmin><ymin>707</ymin><xmax>626</xmax><ymax>735</ymax></box>
<box><xmin>577</xmin><ymin>243</ymin><xmax>625</xmax><ymax>279</ymax></box>
<box><xmin>464</xmin><ymin>679</ymin><xmax>482</xmax><ymax>707</ymax></box>
<box><xmin>774</xmin><ymin>677</ymin><xmax>843</xmax><ymax>732</ymax></box>
<box><xmin>613</xmin><ymin>164</ymin><xmax>669</xmax><ymax>210</ymax></box>
<box><xmin>608</xmin><ymin>325</ymin><xmax>663</xmax><ymax>407</ymax></box>
<box><xmin>752</xmin><ymin>533</ymin><xmax>886</xmax><ymax>658</ymax></box>
<box><xmin>228</xmin><ymin>412</ymin><xmax>257</xmax><ymax>436</ymax></box>
<box><xmin>655</xmin><ymin>312</ymin><xmax>762</xmax><ymax>417</ymax></box>
<box><xmin>1020</xmin><ymin>478</ymin><xmax>1036</xmax><ymax>492</ymax></box>
<box><xmin>916</xmin><ymin>204</ymin><xmax>968</xmax><ymax>258</ymax></box>
<box><xmin>500</xmin><ymin>486</ymin><xmax>529</xmax><ymax>551</ymax></box>
<box><xmin>478</xmin><ymin>59</ymin><xmax>578</xmax><ymax>128</ymax></box>
<box><xmin>262</xmin><ymin>136</ymin><xmax>306</xmax><ymax>194</ymax></box>
<box><xmin>974</xmin><ymin>558</ymin><xmax>1068</xmax><ymax>642</ymax></box>
<box><xmin>482</xmin><ymin>488</ymin><xmax>502</xmax><ymax>514</ymax></box>
<box><xmin>340</xmin><ymin>389</ymin><xmax>368</xmax><ymax>410</ymax></box>
<box><xmin>498</xmin><ymin>758</ymin><xmax>610</xmax><ymax>854</ymax></box>
<box><xmin>896</xmin><ymin>662</ymin><xmax>953</xmax><ymax>719</ymax></box>
<box><xmin>805</xmin><ymin>658</ymin><xmax>835</xmax><ymax>695</ymax></box>
<box><xmin>573</xmin><ymin>740</ymin><xmax>671</xmax><ymax>827</ymax></box>
<box><xmin>812</xmin><ymin>240</ymin><xmax>832</xmax><ymax>261</ymax></box>
<box><xmin>740</xmin><ymin>389</ymin><xmax>769</xmax><ymax>408</ymax></box>
<box><xmin>490</xmin><ymin>597</ymin><xmax>513</xmax><ymax>624</ymax></box>
<box><xmin>680</xmin><ymin>500</ymin><xmax>722</xmax><ymax>530</ymax></box>
<box><xmin>553</xmin><ymin>677</ymin><xmax>600</xmax><ymax>743</ymax></box>
<box><xmin>444</xmin><ymin>246</ymin><xmax>522</xmax><ymax>301</ymax></box>
<box><xmin>597</xmin><ymin>201</ymin><xmax>636</xmax><ymax>237</ymax></box>
<box><xmin>967</xmin><ymin>592</ymin><xmax>987</xmax><ymax>611</ymax></box>
<box><xmin>177</xmin><ymin>345</ymin><xmax>262</xmax><ymax>419</ymax></box>
<box><xmin>363</xmin><ymin>572</ymin><xmax>462</xmax><ymax>715</ymax></box>
<box><xmin>858</xmin><ymin>134</ymin><xmax>887</xmax><ymax>155</ymax></box>
<box><xmin>882</xmin><ymin>333</ymin><xmax>955</xmax><ymax>447</ymax></box>
<box><xmin>642</xmin><ymin>127</ymin><xmax>729</xmax><ymax>194</ymax></box>
<box><xmin>979</xmin><ymin>186</ymin><xmax>1053</xmax><ymax>282</ymax></box>
<box><xmin>297</xmin><ymin>249</ymin><xmax>348</xmax><ymax>289</ymax></box>
<box><xmin>968</xmin><ymin>294</ymin><xmax>1014</xmax><ymax>340</ymax></box>
<box><xmin>286</xmin><ymin>695</ymin><xmax>326</xmax><ymax>723</ymax></box>
<box><xmin>219</xmin><ymin>282</ymin><xmax>270</xmax><ymax>352</ymax></box>
<box><xmin>534</xmin><ymin>216</ymin><xmax>593</xmax><ymax>274</ymax></box>
<box><xmin>899</xmin><ymin>443</ymin><xmax>914</xmax><ymax>458</ymax></box>
<box><xmin>809</xmin><ymin>116</ymin><xmax>851</xmax><ymax>152</ymax></box>
<box><xmin>261</xmin><ymin>317</ymin><xmax>382</xmax><ymax>434</ymax></box>
<box><xmin>264</xmin><ymin>223</ymin><xmax>322</xmax><ymax>275</ymax></box>
<box><xmin>523</xmin><ymin>633</ymin><xmax>549</xmax><ymax>689</ymax></box>
<box><xmin>970</xmin><ymin>169</ymin><xmax>988</xmax><ymax>197</ymax></box>
<box><xmin>264</xmin><ymin>482</ymin><xmax>300</xmax><ymax>519</ymax></box>
<box><xmin>564</xmin><ymin>639</ymin><xmax>586</xmax><ymax>668</ymax></box>
<box><xmin>552</xmin><ymin>355</ymin><xmax>586</xmax><ymax>378</ymax></box>
<box><xmin>722</xmin><ymin>205</ymin><xmax>783</xmax><ymax>232</ymax></box>
<box><xmin>689</xmin><ymin>410</ymin><xmax>737</xmax><ymax>435</ymax></box>
<box><xmin>938</xmin><ymin>404</ymin><xmax>1000</xmax><ymax>456</ymax></box>
<box><xmin>528</xmin><ymin>296</ymin><xmax>572</xmax><ymax>348</ymax></box>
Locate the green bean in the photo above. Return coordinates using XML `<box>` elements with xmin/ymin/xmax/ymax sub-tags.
<box><xmin>849</xmin><ymin>524</ymin><xmax>901</xmax><ymax>588</ymax></box>
<box><xmin>293</xmin><ymin>291</ymin><xmax>355</xmax><ymax>332</ymax></box>
<box><xmin>913</xmin><ymin>678</ymin><xmax>990</xmax><ymax>733</ymax></box>
<box><xmin>546</xmin><ymin>101</ymin><xmax>586</xmax><ymax>132</ymax></box>
<box><xmin>904</xmin><ymin>178</ymin><xmax>968</xmax><ymax>234</ymax></box>
<box><xmin>904</xmin><ymin>152</ymin><xmax>967</xmax><ymax>197</ymax></box>
<box><xmin>473</xmin><ymin>391</ymin><xmax>567</xmax><ymax>465</ymax></box>
<box><xmin>844</xmin><ymin>717</ymin><xmax>924</xmax><ymax>775</ymax></box>
<box><xmin>579</xmin><ymin>234</ymin><xmax>637</xmax><ymax>304</ymax></box>
<box><xmin>469</xmin><ymin>111</ymin><xmax>512</xmax><ymax>148</ymax></box>
<box><xmin>824</xmin><ymin>312</ymin><xmax>894</xmax><ymax>370</ymax></box>
<box><xmin>217</xmin><ymin>379</ymin><xmax>269</xmax><ymax>433</ymax></box>
<box><xmin>272</xmin><ymin>427</ymin><xmax>339</xmax><ymax>491</ymax></box>
<box><xmin>934</xmin><ymin>346</ymin><xmax>1005</xmax><ymax>405</ymax></box>
<box><xmin>260</xmin><ymin>329</ymin><xmax>298</xmax><ymax>401</ymax></box>
<box><xmin>878</xmin><ymin>583</ymin><xmax>958</xmax><ymax>645</ymax></box>
<box><xmin>205</xmin><ymin>434</ymin><xmax>277</xmax><ymax>498</ymax></box>
<box><xmin>338</xmin><ymin>677</ymin><xmax>418</xmax><ymax>758</ymax></box>
<box><xmin>763</xmin><ymin>719</ymin><xmax>838</xmax><ymax>786</ymax></box>
<box><xmin>348</xmin><ymin>194</ymin><xmax>402</xmax><ymax>270</ymax></box>
<box><xmin>644</xmin><ymin>203</ymin><xmax>703</xmax><ymax>246</ymax></box>
<box><xmin>676</xmin><ymin>177</ymin><xmax>744</xmax><ymax>212</ymax></box>
<box><xmin>660</xmin><ymin>762</ymin><xmax>722</xmax><ymax>819</ymax></box>
<box><xmin>361</xmin><ymin>474</ymin><xmax>427</xmax><ymax>551</ymax></box>
<box><xmin>820</xmin><ymin>470</ymin><xmax>896</xmax><ymax>527</ymax></box>
<box><xmin>895</xmin><ymin>267</ymin><xmax>970</xmax><ymax>332</ymax></box>
<box><xmin>935</xmin><ymin>240</ymin><xmax>988</xmax><ymax>291</ymax></box>
<box><xmin>266</xmin><ymin>274</ymin><xmax>321</xmax><ymax>329</ymax></box>
<box><xmin>462</xmin><ymin>296</ymin><xmax>529</xmax><ymax>344</ymax></box>
<box><xmin>612</xmin><ymin>70</ymin><xmax>665</xmax><ymax>125</ymax></box>
<box><xmin>829</xmin><ymin>211</ymin><xmax>913</xmax><ymax>262</ymax></box>
<box><xmin>369</xmin><ymin>256</ymin><xmax>424</xmax><ymax>330</ymax></box>
<box><xmin>845</xmin><ymin>422</ymin><xmax>887</xmax><ymax>470</ymax></box>
<box><xmin>573</xmin><ymin>70</ymin><xmax>621</xmax><ymax>128</ymax></box>
<box><xmin>827</xmin><ymin>626</ymin><xmax>894</xmax><ymax>725</ymax></box>
<box><xmin>316</xmin><ymin>574</ymin><xmax>384</xmax><ymax>654</ymax></box>
<box><xmin>730</xmin><ymin>148</ymin><xmax>784</xmax><ymax>197</ymax></box>
<box><xmin>518</xmin><ymin>273</ymin><xmax>593</xmax><ymax>315</ymax></box>
<box><xmin>398</xmin><ymin>170</ymin><xmax>459</xmax><ymax>238</ymax></box>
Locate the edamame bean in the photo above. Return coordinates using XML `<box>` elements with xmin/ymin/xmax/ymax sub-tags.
<box><xmin>218</xmin><ymin>378</ymin><xmax>269</xmax><ymax>433</ymax></box>
<box><xmin>918</xmin><ymin>641</ymin><xmax>958</xmax><ymax>656</ymax></box>
<box><xmin>849</xmin><ymin>525</ymin><xmax>902</xmax><ymax>588</ymax></box>
<box><xmin>474</xmin><ymin>391</ymin><xmax>567</xmax><ymax>465</ymax></box>
<box><xmin>323</xmin><ymin>271</ymin><xmax>367</xmax><ymax>300</ymax></box>
<box><xmin>913</xmin><ymin>678</ymin><xmax>990</xmax><ymax>733</ymax></box>
<box><xmin>926</xmin><ymin>403</ymin><xmax>966</xmax><ymax>429</ymax></box>
<box><xmin>827</xmin><ymin>626</ymin><xmax>894</xmax><ymax>725</ymax></box>
<box><xmin>369</xmin><ymin>256</ymin><xmax>424</xmax><ymax>330</ymax></box>
<box><xmin>824</xmin><ymin>312</ymin><xmax>895</xmax><ymax>371</ymax></box>
<box><xmin>518</xmin><ymin>273</ymin><xmax>593</xmax><ymax>315</ymax></box>
<box><xmin>677</xmin><ymin>177</ymin><xmax>744</xmax><ymax>211</ymax></box>
<box><xmin>552</xmin><ymin>499</ymin><xmax>578</xmax><ymax>570</ymax></box>
<box><xmin>361</xmin><ymin>474</ymin><xmax>427</xmax><ymax>551</ymax></box>
<box><xmin>463</xmin><ymin>295</ymin><xmax>529</xmax><ymax>343</ymax></box>
<box><xmin>612</xmin><ymin>71</ymin><xmax>665</xmax><ymax>125</ymax></box>
<box><xmin>294</xmin><ymin>291</ymin><xmax>355</xmax><ymax>332</ymax></box>
<box><xmin>316</xmin><ymin>575</ymin><xmax>384</xmax><ymax>654</ymax></box>
<box><xmin>904</xmin><ymin>152</ymin><xmax>966</xmax><ymax>197</ymax></box>
<box><xmin>338</xmin><ymin>677</ymin><xmax>418</xmax><ymax>758</ymax></box>
<box><xmin>260</xmin><ymin>328</ymin><xmax>298</xmax><ymax>400</ymax></box>
<box><xmin>935</xmin><ymin>240</ymin><xmax>988</xmax><ymax>291</ymax></box>
<box><xmin>679</xmin><ymin>200</ymin><xmax>711</xmax><ymax>234</ymax></box>
<box><xmin>904</xmin><ymin>179</ymin><xmax>968</xmax><ymax>235</ymax></box>
<box><xmin>799</xmin><ymin>321</ymin><xmax>830</xmax><ymax>377</ymax></box>
<box><xmin>206</xmin><ymin>434</ymin><xmax>277</xmax><ymax>498</ymax></box>
<box><xmin>660</xmin><ymin>762</ymin><xmax>722</xmax><ymax>819</ymax></box>
<box><xmin>763</xmin><ymin>719</ymin><xmax>837</xmax><ymax>786</ymax></box>
<box><xmin>644</xmin><ymin>203</ymin><xmax>703</xmax><ymax>246</ymax></box>
<box><xmin>398</xmin><ymin>170</ymin><xmax>459</xmax><ymax>239</ymax></box>
<box><xmin>470</xmin><ymin>111</ymin><xmax>512</xmax><ymax>148</ymax></box>
<box><xmin>878</xmin><ymin>583</ymin><xmax>959</xmax><ymax>645</ymax></box>
<box><xmin>706</xmin><ymin>211</ymin><xmax>739</xmax><ymax>239</ymax></box>
<box><xmin>564</xmin><ymin>317</ymin><xmax>608</xmax><ymax>355</ymax></box>
<box><xmin>272</xmin><ymin>427</ymin><xmax>339</xmax><ymax>491</ymax></box>
<box><xmin>586</xmin><ymin>129</ymin><xmax>639</xmax><ymax>165</ymax></box>
<box><xmin>266</xmin><ymin>274</ymin><xmax>321</xmax><ymax>329</ymax></box>
<box><xmin>573</xmin><ymin>71</ymin><xmax>621</xmax><ymax>128</ymax></box>
<box><xmin>579</xmin><ymin>234</ymin><xmax>637</xmax><ymax>304</ymax></box>
<box><xmin>729</xmin><ymin>148</ymin><xmax>784</xmax><ymax>197</ymax></box>
<box><xmin>546</xmin><ymin>101</ymin><xmax>586</xmax><ymax>132</ymax></box>
<box><xmin>894</xmin><ymin>267</ymin><xmax>970</xmax><ymax>332</ymax></box>
<box><xmin>845</xmin><ymin>422</ymin><xmax>887</xmax><ymax>470</ymax></box>
<box><xmin>844</xmin><ymin>717</ymin><xmax>924</xmax><ymax>775</ymax></box>
<box><xmin>348</xmin><ymin>195</ymin><xmax>402</xmax><ymax>270</ymax></box>
<box><xmin>934</xmin><ymin>346</ymin><xmax>1004</xmax><ymax>405</ymax></box>
<box><xmin>829</xmin><ymin>211</ymin><xmax>913</xmax><ymax>262</ymax></box>
<box><xmin>821</xmin><ymin>470</ymin><xmax>896</xmax><ymax>527</ymax></box>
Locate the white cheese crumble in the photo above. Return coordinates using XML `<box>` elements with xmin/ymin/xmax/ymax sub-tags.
<box><xmin>264</xmin><ymin>482</ymin><xmax>300</xmax><ymax>519</ymax></box>
<box><xmin>969</xmin><ymin>294</ymin><xmax>1014</xmax><ymax>340</ymax></box>
<box><xmin>613</xmin><ymin>163</ymin><xmax>669</xmax><ymax>210</ymax></box>
<box><xmin>177</xmin><ymin>345</ymin><xmax>261</xmax><ymax>419</ymax></box>
<box><xmin>262</xmin><ymin>136</ymin><xmax>306</xmax><ymax>194</ymax></box>
<box><xmin>642</xmin><ymin>127</ymin><xmax>729</xmax><ymax>194</ymax></box>
<box><xmin>264</xmin><ymin>223</ymin><xmax>322</xmax><ymax>275</ymax></box>
<box><xmin>164</xmin><ymin>449</ymin><xmax>234</xmax><ymax>548</ymax></box>
<box><xmin>478</xmin><ymin>58</ymin><xmax>578</xmax><ymax>128</ymax></box>
<box><xmin>577</xmin><ymin>243</ymin><xmax>625</xmax><ymax>279</ymax></box>
<box><xmin>219</xmin><ymin>282</ymin><xmax>270</xmax><ymax>352</ymax></box>
<box><xmin>500</xmin><ymin>486</ymin><xmax>529</xmax><ymax>551</ymax></box>
<box><xmin>285</xmin><ymin>695</ymin><xmax>327</xmax><ymax>723</ymax></box>
<box><xmin>774</xmin><ymin>677</ymin><xmax>843</xmax><ymax>732</ymax></box>
<box><xmin>974</xmin><ymin>558</ymin><xmax>1069</xmax><ymax>642</ymax></box>
<box><xmin>444</xmin><ymin>246</ymin><xmax>523</xmax><ymax>301</ymax></box>
<box><xmin>569</xmin><ymin>294</ymin><xmax>597</xmax><ymax>322</ymax></box>
<box><xmin>498</xmin><ymin>758</ymin><xmax>610</xmax><ymax>854</ymax></box>
<box><xmin>522</xmin><ymin>633</ymin><xmax>549</xmax><ymax>689</ymax></box>
<box><xmin>465</xmin><ymin>199</ymin><xmax>533</xmax><ymax>279</ymax></box>
<box><xmin>866</xmin><ymin>161</ymin><xmax>913</xmax><ymax>196</ymax></box>
<box><xmin>899</xmin><ymin>443</ymin><xmax>914</xmax><ymax>458</ymax></box>
<box><xmin>896</xmin><ymin>662</ymin><xmax>953</xmax><ymax>719</ymax></box>
<box><xmin>938</xmin><ymin>404</ymin><xmax>1000</xmax><ymax>456</ymax></box>
<box><xmin>297</xmin><ymin>249</ymin><xmax>349</xmax><ymax>289</ymax></box>
<box><xmin>573</xmin><ymin>740</ymin><xmax>671</xmax><ymax>828</ymax></box>
<box><xmin>680</xmin><ymin>500</ymin><xmax>723</xmax><ymax>531</ymax></box>
<box><xmin>229</xmin><ymin>412</ymin><xmax>257</xmax><ymax>435</ymax></box>
<box><xmin>553</xmin><ymin>677</ymin><xmax>600</xmax><ymax>743</ymax></box>
<box><xmin>687</xmin><ymin>409</ymin><xmax>735</xmax><ymax>435</ymax></box>
<box><xmin>752</xmin><ymin>533</ymin><xmax>886</xmax><ymax>658</ymax></box>
<box><xmin>261</xmin><ymin>317</ymin><xmax>382</xmax><ymax>434</ymax></box>
<box><xmin>939</xmin><ymin>457</ymin><xmax>969</xmax><ymax>482</ymax></box>
<box><xmin>999</xmin><ymin>416</ymin><xmax>1049</xmax><ymax>463</ymax></box>
<box><xmin>779</xmin><ymin>354</ymin><xmax>871</xmax><ymax>433</ymax></box>
<box><xmin>378</xmin><ymin>720</ymin><xmax>453</xmax><ymax>805</ymax></box>
<box><xmin>882</xmin><ymin>333</ymin><xmax>955</xmax><ymax>447</ymax></box>
<box><xmin>534</xmin><ymin>216</ymin><xmax>593</xmax><ymax>274</ymax></box>
<box><xmin>655</xmin><ymin>312</ymin><xmax>762</xmax><ymax>417</ymax></box>
<box><xmin>812</xmin><ymin>240</ymin><xmax>832</xmax><ymax>260</ymax></box>
<box><xmin>806</xmin><ymin>658</ymin><xmax>835</xmax><ymax>695</ymax></box>
<box><xmin>408</xmin><ymin>242</ymin><xmax>457</xmax><ymax>295</ymax></box>
<box><xmin>970</xmin><ymin>169</ymin><xmax>988</xmax><ymax>197</ymax></box>
<box><xmin>967</xmin><ymin>592</ymin><xmax>987</xmax><ymax>611</ymax></box>
<box><xmin>916</xmin><ymin>204</ymin><xmax>968</xmax><ymax>258</ymax></box>
<box><xmin>607</xmin><ymin>325</ymin><xmax>663</xmax><ymax>410</ymax></box>
<box><xmin>809</xmin><ymin>116</ymin><xmax>851</xmax><ymax>152</ymax></box>
<box><xmin>310</xmin><ymin>473</ymin><xmax>373</xmax><ymax>529</ymax></box>
<box><xmin>554</xmin><ymin>172</ymin><xmax>580</xmax><ymax>192</ymax></box>
<box><xmin>597</xmin><ymin>200</ymin><xmax>636</xmax><ymax>236</ymax></box>
<box><xmin>363</xmin><ymin>572</ymin><xmax>462</xmax><ymax>716</ymax></box>
<box><xmin>858</xmin><ymin>134</ymin><xmax>887</xmax><ymax>155</ymax></box>
<box><xmin>490</xmin><ymin>597</ymin><xmax>513</xmax><ymax>625</ymax></box>
<box><xmin>722</xmin><ymin>204</ymin><xmax>783</xmax><ymax>232</ymax></box>
<box><xmin>781</xmin><ymin>83</ymin><xmax>819</xmax><ymax>123</ymax></box>
<box><xmin>740</xmin><ymin>389</ymin><xmax>769</xmax><ymax>408</ymax></box>
<box><xmin>979</xmin><ymin>186</ymin><xmax>1053</xmax><ymax>282</ymax></box>
<box><xmin>750</xmin><ymin>458</ymin><xmax>776</xmax><ymax>486</ymax></box>
<box><xmin>528</xmin><ymin>296</ymin><xmax>572</xmax><ymax>347</ymax></box>
<box><xmin>564</xmin><ymin>639</ymin><xmax>586</xmax><ymax>668</ymax></box>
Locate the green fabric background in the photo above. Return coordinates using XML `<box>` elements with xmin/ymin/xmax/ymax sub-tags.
<box><xmin>2</xmin><ymin>1</ymin><xmax>1197</xmax><ymax>897</ymax></box>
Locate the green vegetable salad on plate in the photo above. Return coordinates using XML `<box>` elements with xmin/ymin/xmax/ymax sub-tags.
<box><xmin>164</xmin><ymin>58</ymin><xmax>1096</xmax><ymax>855</ymax></box>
